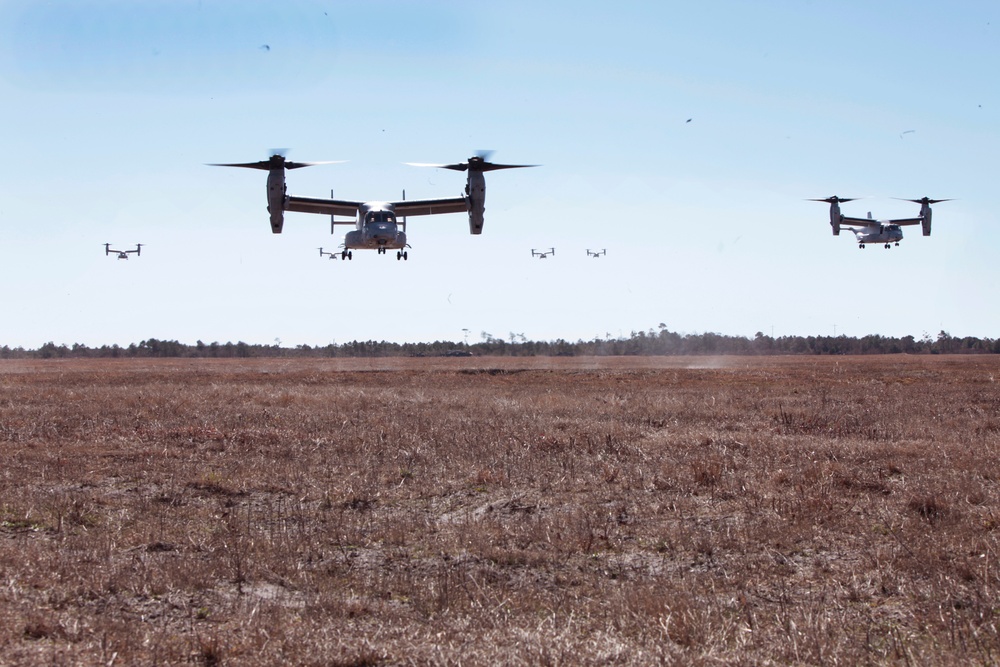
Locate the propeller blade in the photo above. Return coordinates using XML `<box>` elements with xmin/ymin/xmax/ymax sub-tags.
<box><xmin>284</xmin><ymin>160</ymin><xmax>345</xmax><ymax>170</ymax></box>
<box><xmin>406</xmin><ymin>154</ymin><xmax>538</xmax><ymax>172</ymax></box>
<box><xmin>475</xmin><ymin>161</ymin><xmax>539</xmax><ymax>172</ymax></box>
<box><xmin>206</xmin><ymin>160</ymin><xmax>275</xmax><ymax>170</ymax></box>
<box><xmin>207</xmin><ymin>152</ymin><xmax>344</xmax><ymax>170</ymax></box>
<box><xmin>404</xmin><ymin>161</ymin><xmax>475</xmax><ymax>171</ymax></box>
<box><xmin>893</xmin><ymin>197</ymin><xmax>953</xmax><ymax>205</ymax></box>
<box><xmin>807</xmin><ymin>196</ymin><xmax>860</xmax><ymax>203</ymax></box>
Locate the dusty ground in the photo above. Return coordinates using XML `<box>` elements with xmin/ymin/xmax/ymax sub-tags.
<box><xmin>1</xmin><ymin>355</ymin><xmax>998</xmax><ymax>665</ymax></box>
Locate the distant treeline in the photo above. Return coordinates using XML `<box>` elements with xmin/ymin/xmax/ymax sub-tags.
<box><xmin>3</xmin><ymin>328</ymin><xmax>998</xmax><ymax>359</ymax></box>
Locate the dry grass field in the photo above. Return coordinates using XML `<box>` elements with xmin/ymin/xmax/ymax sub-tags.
<box><xmin>1</xmin><ymin>355</ymin><xmax>999</xmax><ymax>665</ymax></box>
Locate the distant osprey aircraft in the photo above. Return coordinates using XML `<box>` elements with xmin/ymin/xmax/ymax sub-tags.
<box><xmin>104</xmin><ymin>243</ymin><xmax>142</xmax><ymax>259</ymax></box>
<box><xmin>809</xmin><ymin>196</ymin><xmax>950</xmax><ymax>249</ymax></box>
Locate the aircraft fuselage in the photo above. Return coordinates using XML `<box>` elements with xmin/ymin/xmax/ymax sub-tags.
<box><xmin>343</xmin><ymin>202</ymin><xmax>407</xmax><ymax>250</ymax></box>
<box><xmin>848</xmin><ymin>223</ymin><xmax>903</xmax><ymax>247</ymax></box>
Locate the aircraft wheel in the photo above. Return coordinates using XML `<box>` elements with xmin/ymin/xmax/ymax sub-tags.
<box><xmin>859</xmin><ymin>244</ymin><xmax>865</xmax><ymax>249</ymax></box>
<box><xmin>403</xmin><ymin>251</ymin><xmax>408</xmax><ymax>261</ymax></box>
<box><xmin>341</xmin><ymin>252</ymin><xmax>347</xmax><ymax>260</ymax></box>
<box><xmin>347</xmin><ymin>251</ymin><xmax>353</xmax><ymax>260</ymax></box>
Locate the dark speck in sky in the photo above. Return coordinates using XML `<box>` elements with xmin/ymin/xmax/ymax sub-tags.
<box><xmin>260</xmin><ymin>44</ymin><xmax>270</xmax><ymax>51</ymax></box>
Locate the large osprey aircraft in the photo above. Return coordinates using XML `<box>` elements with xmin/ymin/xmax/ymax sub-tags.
<box><xmin>809</xmin><ymin>196</ymin><xmax>949</xmax><ymax>249</ymax></box>
<box><xmin>210</xmin><ymin>152</ymin><xmax>535</xmax><ymax>260</ymax></box>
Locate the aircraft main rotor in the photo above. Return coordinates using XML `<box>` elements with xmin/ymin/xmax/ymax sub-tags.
<box><xmin>893</xmin><ymin>197</ymin><xmax>953</xmax><ymax>205</ymax></box>
<box><xmin>207</xmin><ymin>151</ymin><xmax>342</xmax><ymax>171</ymax></box>
<box><xmin>406</xmin><ymin>151</ymin><xmax>537</xmax><ymax>173</ymax></box>
<box><xmin>807</xmin><ymin>196</ymin><xmax>861</xmax><ymax>204</ymax></box>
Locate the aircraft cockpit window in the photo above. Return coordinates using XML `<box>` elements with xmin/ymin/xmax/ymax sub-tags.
<box><xmin>365</xmin><ymin>211</ymin><xmax>395</xmax><ymax>224</ymax></box>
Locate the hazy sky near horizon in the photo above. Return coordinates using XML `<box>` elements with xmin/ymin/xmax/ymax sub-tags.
<box><xmin>0</xmin><ymin>0</ymin><xmax>997</xmax><ymax>348</ymax></box>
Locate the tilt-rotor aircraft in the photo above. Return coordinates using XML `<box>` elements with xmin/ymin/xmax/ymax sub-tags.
<box><xmin>210</xmin><ymin>152</ymin><xmax>535</xmax><ymax>260</ymax></box>
<box><xmin>810</xmin><ymin>196</ymin><xmax>949</xmax><ymax>249</ymax></box>
<box><xmin>104</xmin><ymin>243</ymin><xmax>142</xmax><ymax>259</ymax></box>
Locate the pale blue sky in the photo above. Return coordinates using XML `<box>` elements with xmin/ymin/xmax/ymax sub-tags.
<box><xmin>0</xmin><ymin>0</ymin><xmax>996</xmax><ymax>348</ymax></box>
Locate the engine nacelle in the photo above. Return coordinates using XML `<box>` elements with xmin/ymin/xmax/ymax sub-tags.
<box><xmin>466</xmin><ymin>171</ymin><xmax>486</xmax><ymax>234</ymax></box>
<box><xmin>266</xmin><ymin>168</ymin><xmax>287</xmax><ymax>233</ymax></box>
<box><xmin>921</xmin><ymin>206</ymin><xmax>932</xmax><ymax>236</ymax></box>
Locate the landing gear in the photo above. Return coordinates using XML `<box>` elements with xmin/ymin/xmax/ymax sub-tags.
<box><xmin>884</xmin><ymin>243</ymin><xmax>891</xmax><ymax>249</ymax></box>
<box><xmin>859</xmin><ymin>243</ymin><xmax>865</xmax><ymax>249</ymax></box>
<box><xmin>377</xmin><ymin>247</ymin><xmax>386</xmax><ymax>255</ymax></box>
<box><xmin>341</xmin><ymin>250</ymin><xmax>353</xmax><ymax>260</ymax></box>
<box><xmin>397</xmin><ymin>250</ymin><xmax>408</xmax><ymax>261</ymax></box>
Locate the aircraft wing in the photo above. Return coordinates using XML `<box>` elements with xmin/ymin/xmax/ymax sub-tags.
<box><xmin>883</xmin><ymin>217</ymin><xmax>924</xmax><ymax>227</ymax></box>
<box><xmin>284</xmin><ymin>196</ymin><xmax>362</xmax><ymax>217</ymax></box>
<box><xmin>841</xmin><ymin>216</ymin><xmax>877</xmax><ymax>227</ymax></box>
<box><xmin>391</xmin><ymin>196</ymin><xmax>468</xmax><ymax>217</ymax></box>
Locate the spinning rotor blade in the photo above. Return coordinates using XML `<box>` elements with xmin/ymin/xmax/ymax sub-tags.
<box><xmin>207</xmin><ymin>152</ymin><xmax>343</xmax><ymax>170</ymax></box>
<box><xmin>806</xmin><ymin>196</ymin><xmax>860</xmax><ymax>204</ymax></box>
<box><xmin>207</xmin><ymin>160</ymin><xmax>276</xmax><ymax>170</ymax></box>
<box><xmin>406</xmin><ymin>152</ymin><xmax>538</xmax><ymax>172</ymax></box>
<box><xmin>893</xmin><ymin>197</ymin><xmax>953</xmax><ymax>205</ymax></box>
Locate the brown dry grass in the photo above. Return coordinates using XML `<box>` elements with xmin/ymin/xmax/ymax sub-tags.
<box><xmin>1</xmin><ymin>355</ymin><xmax>999</xmax><ymax>665</ymax></box>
